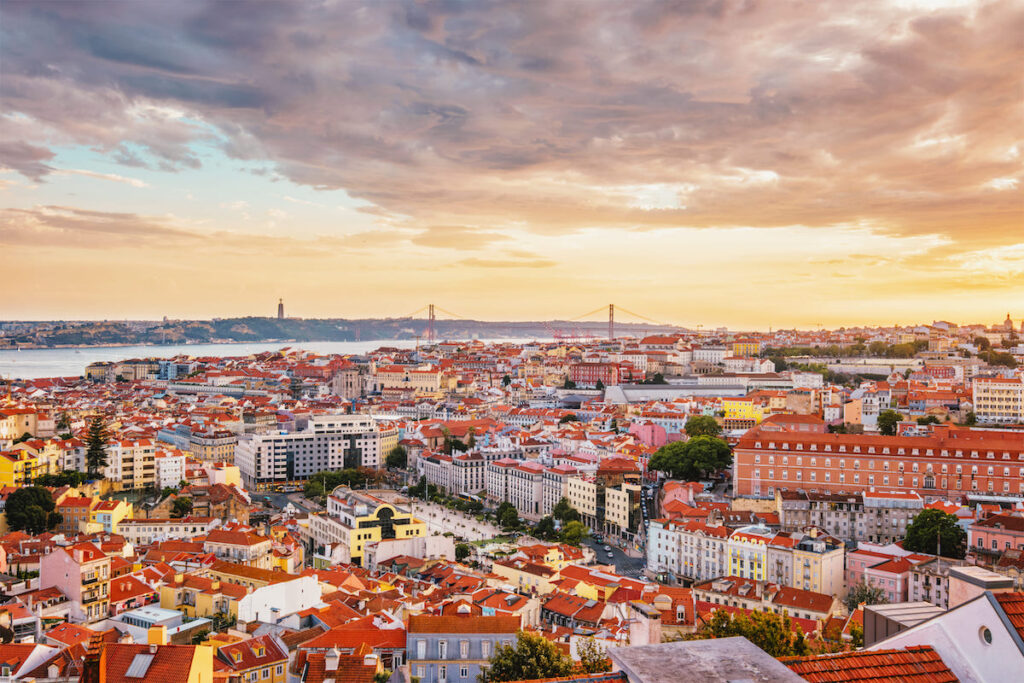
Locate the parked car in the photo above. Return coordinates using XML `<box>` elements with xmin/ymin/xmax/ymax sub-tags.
<box><xmin>603</xmin><ymin>545</ymin><xmax>611</xmax><ymax>551</ymax></box>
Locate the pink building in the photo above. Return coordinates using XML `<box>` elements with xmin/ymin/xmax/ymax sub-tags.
<box><xmin>39</xmin><ymin>542</ymin><xmax>110</xmax><ymax>623</ymax></box>
<box><xmin>969</xmin><ymin>513</ymin><xmax>1024</xmax><ymax>557</ymax></box>
<box><xmin>863</xmin><ymin>557</ymin><xmax>914</xmax><ymax>603</ymax></box>
<box><xmin>629</xmin><ymin>421</ymin><xmax>668</xmax><ymax>449</ymax></box>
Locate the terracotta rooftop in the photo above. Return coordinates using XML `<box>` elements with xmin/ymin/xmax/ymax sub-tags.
<box><xmin>994</xmin><ymin>592</ymin><xmax>1024</xmax><ymax>642</ymax></box>
<box><xmin>780</xmin><ymin>646</ymin><xmax>957</xmax><ymax>682</ymax></box>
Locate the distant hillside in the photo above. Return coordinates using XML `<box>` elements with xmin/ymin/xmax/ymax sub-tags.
<box><xmin>1</xmin><ymin>317</ymin><xmax>683</xmax><ymax>348</ymax></box>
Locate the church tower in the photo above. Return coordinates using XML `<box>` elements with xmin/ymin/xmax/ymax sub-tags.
<box><xmin>277</xmin><ymin>298</ymin><xmax>285</xmax><ymax>320</ymax></box>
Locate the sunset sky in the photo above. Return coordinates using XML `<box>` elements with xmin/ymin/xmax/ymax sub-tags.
<box><xmin>1</xmin><ymin>0</ymin><xmax>1021</xmax><ymax>329</ymax></box>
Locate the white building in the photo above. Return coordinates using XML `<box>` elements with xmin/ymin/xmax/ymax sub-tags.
<box><xmin>154</xmin><ymin>451</ymin><xmax>186</xmax><ymax>490</ymax></box>
<box><xmin>235</xmin><ymin>413</ymin><xmax>380</xmax><ymax>487</ymax></box>
<box><xmin>973</xmin><ymin>377</ymin><xmax>1024</xmax><ymax>424</ymax></box>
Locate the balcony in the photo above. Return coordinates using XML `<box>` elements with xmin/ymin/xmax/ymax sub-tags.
<box><xmin>82</xmin><ymin>574</ymin><xmax>100</xmax><ymax>585</ymax></box>
<box><xmin>82</xmin><ymin>593</ymin><xmax>105</xmax><ymax>605</ymax></box>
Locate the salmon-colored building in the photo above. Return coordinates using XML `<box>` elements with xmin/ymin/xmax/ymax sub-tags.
<box><xmin>734</xmin><ymin>423</ymin><xmax>1024</xmax><ymax>498</ymax></box>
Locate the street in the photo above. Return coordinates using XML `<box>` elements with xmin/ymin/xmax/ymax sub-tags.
<box><xmin>585</xmin><ymin>536</ymin><xmax>646</xmax><ymax>579</ymax></box>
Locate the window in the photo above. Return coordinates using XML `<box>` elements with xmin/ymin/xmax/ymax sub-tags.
<box><xmin>439</xmin><ymin>640</ymin><xmax>448</xmax><ymax>659</ymax></box>
<box><xmin>440</xmin><ymin>665</ymin><xmax>448</xmax><ymax>681</ymax></box>
<box><xmin>417</xmin><ymin>666</ymin><xmax>426</xmax><ymax>678</ymax></box>
<box><xmin>417</xmin><ymin>640</ymin><xmax>426</xmax><ymax>659</ymax></box>
<box><xmin>481</xmin><ymin>641</ymin><xmax>491</xmax><ymax>659</ymax></box>
<box><xmin>461</xmin><ymin>666</ymin><xmax>469</xmax><ymax>679</ymax></box>
<box><xmin>460</xmin><ymin>641</ymin><xmax>469</xmax><ymax>659</ymax></box>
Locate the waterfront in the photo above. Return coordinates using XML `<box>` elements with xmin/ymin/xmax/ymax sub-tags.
<box><xmin>0</xmin><ymin>338</ymin><xmax>548</xmax><ymax>379</ymax></box>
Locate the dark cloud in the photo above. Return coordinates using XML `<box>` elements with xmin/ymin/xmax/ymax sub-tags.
<box><xmin>1</xmin><ymin>0</ymin><xmax>1021</xmax><ymax>246</ymax></box>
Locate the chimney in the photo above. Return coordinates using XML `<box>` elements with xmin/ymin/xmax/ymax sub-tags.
<box><xmin>364</xmin><ymin>653</ymin><xmax>379</xmax><ymax>668</ymax></box>
<box><xmin>118</xmin><ymin>630</ymin><xmax>134</xmax><ymax>644</ymax></box>
<box><xmin>148</xmin><ymin>624</ymin><xmax>168</xmax><ymax>646</ymax></box>
<box><xmin>325</xmin><ymin>647</ymin><xmax>341</xmax><ymax>672</ymax></box>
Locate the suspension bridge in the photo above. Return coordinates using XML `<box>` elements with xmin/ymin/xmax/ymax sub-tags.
<box><xmin>399</xmin><ymin>304</ymin><xmax>680</xmax><ymax>342</ymax></box>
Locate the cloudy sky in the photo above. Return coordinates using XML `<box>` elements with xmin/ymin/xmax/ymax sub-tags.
<box><xmin>1</xmin><ymin>0</ymin><xmax>1021</xmax><ymax>329</ymax></box>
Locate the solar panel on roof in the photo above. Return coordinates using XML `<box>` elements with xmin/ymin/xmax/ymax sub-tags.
<box><xmin>124</xmin><ymin>653</ymin><xmax>154</xmax><ymax>678</ymax></box>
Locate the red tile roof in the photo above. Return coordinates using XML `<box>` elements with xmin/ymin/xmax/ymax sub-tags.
<box><xmin>407</xmin><ymin>614</ymin><xmax>520</xmax><ymax>634</ymax></box>
<box><xmin>101</xmin><ymin>643</ymin><xmax>201</xmax><ymax>683</ymax></box>
<box><xmin>995</xmin><ymin>592</ymin><xmax>1024</xmax><ymax>642</ymax></box>
<box><xmin>780</xmin><ymin>646</ymin><xmax>957</xmax><ymax>682</ymax></box>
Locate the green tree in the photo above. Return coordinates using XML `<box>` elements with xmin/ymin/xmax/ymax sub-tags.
<box><xmin>561</xmin><ymin>378</ymin><xmax>577</xmax><ymax>389</ymax></box>
<box><xmin>502</xmin><ymin>374</ymin><xmax>512</xmax><ymax>387</ymax></box>
<box><xmin>964</xmin><ymin>411</ymin><xmax>977</xmax><ymax>426</ymax></box>
<box><xmin>386</xmin><ymin>445</ymin><xmax>408</xmax><ymax>469</ymax></box>
<box><xmin>12</xmin><ymin>432</ymin><xmax>32</xmax><ymax>445</ymax></box>
<box><xmin>32</xmin><ymin>471</ymin><xmax>87</xmax><ymax>488</ymax></box>
<box><xmin>479</xmin><ymin>631</ymin><xmax>575</xmax><ymax>683</ymax></box>
<box><xmin>973</xmin><ymin>336</ymin><xmax>991</xmax><ymax>351</ymax></box>
<box><xmin>455</xmin><ymin>543</ymin><xmax>472</xmax><ymax>562</ymax></box>
<box><xmin>849</xmin><ymin>622</ymin><xmax>864</xmax><ymax>649</ymax></box>
<box><xmin>56</xmin><ymin>412</ymin><xmax>72</xmax><ymax>433</ymax></box>
<box><xmin>497</xmin><ymin>502</ymin><xmax>520</xmax><ymax>529</ymax></box>
<box><xmin>559</xmin><ymin>520</ymin><xmax>588</xmax><ymax>546</ymax></box>
<box><xmin>558</xmin><ymin>414</ymin><xmax>580</xmax><ymax>424</ymax></box>
<box><xmin>684</xmin><ymin>415</ymin><xmax>722</xmax><ymax>438</ymax></box>
<box><xmin>6</xmin><ymin>487</ymin><xmax>59</xmax><ymax>534</ymax></box>
<box><xmin>844</xmin><ymin>580</ymin><xmax>888</xmax><ymax>612</ymax></box>
<box><xmin>868</xmin><ymin>341</ymin><xmax>888</xmax><ymax>357</ymax></box>
<box><xmin>917</xmin><ymin>416</ymin><xmax>940</xmax><ymax>425</ymax></box>
<box><xmin>877</xmin><ymin>409</ymin><xmax>903</xmax><ymax>436</ymax></box>
<box><xmin>649</xmin><ymin>436</ymin><xmax>732</xmax><ymax>480</ymax></box>
<box><xmin>552</xmin><ymin>497</ymin><xmax>580</xmax><ymax>523</ymax></box>
<box><xmin>535</xmin><ymin>516</ymin><xmax>558</xmax><ymax>541</ymax></box>
<box><xmin>687</xmin><ymin>609</ymin><xmax>810</xmax><ymax>658</ymax></box>
<box><xmin>171</xmin><ymin>497</ymin><xmax>193</xmax><ymax>519</ymax></box>
<box><xmin>85</xmin><ymin>415</ymin><xmax>108</xmax><ymax>478</ymax></box>
<box><xmin>576</xmin><ymin>638</ymin><xmax>611</xmax><ymax>674</ymax></box>
<box><xmin>595</xmin><ymin>380</ymin><xmax>605</xmax><ymax>391</ymax></box>
<box><xmin>903</xmin><ymin>509</ymin><xmax>966</xmax><ymax>558</ymax></box>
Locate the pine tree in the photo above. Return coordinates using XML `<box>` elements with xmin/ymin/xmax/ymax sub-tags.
<box><xmin>85</xmin><ymin>415</ymin><xmax>108</xmax><ymax>478</ymax></box>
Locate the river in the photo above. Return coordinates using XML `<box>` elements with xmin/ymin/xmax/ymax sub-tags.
<box><xmin>0</xmin><ymin>338</ymin><xmax>542</xmax><ymax>380</ymax></box>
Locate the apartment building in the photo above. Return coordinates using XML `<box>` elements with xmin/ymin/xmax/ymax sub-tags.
<box><xmin>604</xmin><ymin>483</ymin><xmax>642</xmax><ymax>541</ymax></box>
<box><xmin>776</xmin><ymin>488</ymin><xmax>923</xmax><ymax>544</ymax></box>
<box><xmin>485</xmin><ymin>459</ymin><xmax>544</xmax><ymax>519</ymax></box>
<box><xmin>190</xmin><ymin>430</ymin><xmax>238</xmax><ymax>463</ymax></box>
<box><xmin>734</xmin><ymin>423</ymin><xmax>1024</xmax><ymax>498</ymax></box>
<box><xmin>39</xmin><ymin>542</ymin><xmax>111</xmax><ymax>623</ymax></box>
<box><xmin>106</xmin><ymin>439</ymin><xmax>157</xmax><ymax>491</ymax></box>
<box><xmin>693</xmin><ymin>576</ymin><xmax>840</xmax><ymax>622</ymax></box>
<box><xmin>202</xmin><ymin>529</ymin><xmax>274</xmax><ymax>570</ymax></box>
<box><xmin>541</xmin><ymin>464</ymin><xmax>578</xmax><ymax>517</ymax></box>
<box><xmin>647</xmin><ymin>517</ymin><xmax>729</xmax><ymax>584</ymax></box>
<box><xmin>235</xmin><ymin>414</ymin><xmax>380</xmax><ymax>487</ymax></box>
<box><xmin>647</xmin><ymin>515</ymin><xmax>844</xmax><ymax>595</ymax></box>
<box><xmin>406</xmin><ymin>613</ymin><xmax>521</xmax><ymax>683</ymax></box>
<box><xmin>973</xmin><ymin>377</ymin><xmax>1024</xmax><ymax>424</ymax></box>
<box><xmin>119</xmin><ymin>516</ymin><xmax>219</xmax><ymax>546</ymax></box>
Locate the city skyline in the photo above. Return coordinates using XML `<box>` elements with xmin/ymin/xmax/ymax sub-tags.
<box><xmin>2</xmin><ymin>0</ymin><xmax>1022</xmax><ymax>326</ymax></box>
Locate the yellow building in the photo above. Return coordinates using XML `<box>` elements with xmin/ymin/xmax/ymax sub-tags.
<box><xmin>378</xmin><ymin>422</ymin><xmax>399</xmax><ymax>459</ymax></box>
<box><xmin>721</xmin><ymin>397</ymin><xmax>765</xmax><ymax>424</ymax></box>
<box><xmin>0</xmin><ymin>449</ymin><xmax>39</xmax><ymax>487</ymax></box>
<box><xmin>160</xmin><ymin>573</ymin><xmax>247</xmax><ymax>620</ymax></box>
<box><xmin>732</xmin><ymin>340</ymin><xmax>762</xmax><ymax>357</ymax></box>
<box><xmin>565</xmin><ymin>476</ymin><xmax>599</xmax><ymax>528</ymax></box>
<box><xmin>88</xmin><ymin>499</ymin><xmax>134</xmax><ymax>534</ymax></box>
<box><xmin>311</xmin><ymin>487</ymin><xmax>427</xmax><ymax>567</ymax></box>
